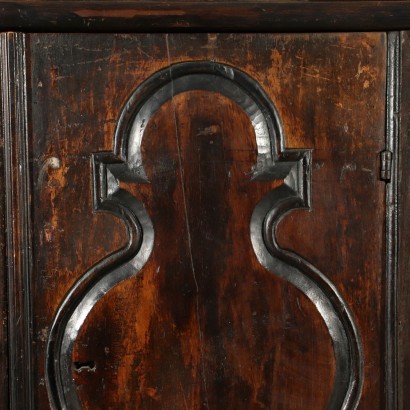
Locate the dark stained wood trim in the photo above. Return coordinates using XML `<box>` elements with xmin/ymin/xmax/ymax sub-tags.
<box><xmin>1</xmin><ymin>1</ymin><xmax>410</xmax><ymax>33</ymax></box>
<box><xmin>385</xmin><ymin>31</ymin><xmax>400</xmax><ymax>410</ymax></box>
<box><xmin>398</xmin><ymin>30</ymin><xmax>410</xmax><ymax>410</ymax></box>
<box><xmin>0</xmin><ymin>45</ymin><xmax>8</xmax><ymax>410</ymax></box>
<box><xmin>0</xmin><ymin>32</ymin><xmax>33</xmax><ymax>410</ymax></box>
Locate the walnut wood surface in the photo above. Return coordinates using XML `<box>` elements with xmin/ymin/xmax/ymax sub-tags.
<box><xmin>44</xmin><ymin>60</ymin><xmax>362</xmax><ymax>408</ymax></box>
<box><xmin>1</xmin><ymin>1</ymin><xmax>410</xmax><ymax>32</ymax></box>
<box><xmin>27</xmin><ymin>33</ymin><xmax>388</xmax><ymax>409</ymax></box>
<box><xmin>0</xmin><ymin>99</ymin><xmax>7</xmax><ymax>410</ymax></box>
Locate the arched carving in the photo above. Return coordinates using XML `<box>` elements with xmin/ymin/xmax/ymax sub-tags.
<box><xmin>45</xmin><ymin>61</ymin><xmax>363</xmax><ymax>409</ymax></box>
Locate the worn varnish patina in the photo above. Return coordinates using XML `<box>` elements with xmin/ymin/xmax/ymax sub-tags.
<box><xmin>15</xmin><ymin>32</ymin><xmax>389</xmax><ymax>409</ymax></box>
<box><xmin>2</xmin><ymin>1</ymin><xmax>410</xmax><ymax>33</ymax></box>
<box><xmin>44</xmin><ymin>60</ymin><xmax>362</xmax><ymax>409</ymax></box>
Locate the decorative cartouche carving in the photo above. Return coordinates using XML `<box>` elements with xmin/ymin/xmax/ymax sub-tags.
<box><xmin>46</xmin><ymin>61</ymin><xmax>363</xmax><ymax>409</ymax></box>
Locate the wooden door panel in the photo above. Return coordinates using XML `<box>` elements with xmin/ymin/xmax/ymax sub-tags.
<box><xmin>28</xmin><ymin>33</ymin><xmax>386</xmax><ymax>408</ymax></box>
<box><xmin>72</xmin><ymin>90</ymin><xmax>336</xmax><ymax>410</ymax></box>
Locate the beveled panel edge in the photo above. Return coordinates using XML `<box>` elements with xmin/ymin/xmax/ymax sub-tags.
<box><xmin>44</xmin><ymin>60</ymin><xmax>364</xmax><ymax>409</ymax></box>
<box><xmin>0</xmin><ymin>32</ymin><xmax>34</xmax><ymax>410</ymax></box>
<box><xmin>1</xmin><ymin>2</ymin><xmax>410</xmax><ymax>33</ymax></box>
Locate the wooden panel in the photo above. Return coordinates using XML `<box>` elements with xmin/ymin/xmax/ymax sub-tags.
<box><xmin>28</xmin><ymin>33</ymin><xmax>386</xmax><ymax>408</ymax></box>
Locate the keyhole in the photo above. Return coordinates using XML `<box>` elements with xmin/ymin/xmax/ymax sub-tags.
<box><xmin>73</xmin><ymin>360</ymin><xmax>96</xmax><ymax>373</ymax></box>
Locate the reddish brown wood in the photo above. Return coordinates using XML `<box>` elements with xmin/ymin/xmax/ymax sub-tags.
<box><xmin>1</xmin><ymin>1</ymin><xmax>410</xmax><ymax>33</ymax></box>
<box><xmin>75</xmin><ymin>92</ymin><xmax>337</xmax><ymax>409</ymax></box>
<box><xmin>27</xmin><ymin>33</ymin><xmax>387</xmax><ymax>408</ymax></box>
<box><xmin>0</xmin><ymin>121</ymin><xmax>8</xmax><ymax>410</ymax></box>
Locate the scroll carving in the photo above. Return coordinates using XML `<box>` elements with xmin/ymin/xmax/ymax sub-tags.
<box><xmin>45</xmin><ymin>61</ymin><xmax>363</xmax><ymax>409</ymax></box>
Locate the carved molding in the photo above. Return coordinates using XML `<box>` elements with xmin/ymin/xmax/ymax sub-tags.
<box><xmin>45</xmin><ymin>61</ymin><xmax>363</xmax><ymax>409</ymax></box>
<box><xmin>0</xmin><ymin>32</ymin><xmax>34</xmax><ymax>410</ymax></box>
<box><xmin>385</xmin><ymin>31</ymin><xmax>400</xmax><ymax>410</ymax></box>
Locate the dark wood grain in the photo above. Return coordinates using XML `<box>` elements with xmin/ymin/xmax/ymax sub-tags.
<box><xmin>1</xmin><ymin>1</ymin><xmax>410</xmax><ymax>33</ymax></box>
<box><xmin>0</xmin><ymin>221</ymin><xmax>7</xmax><ymax>408</ymax></box>
<box><xmin>398</xmin><ymin>30</ymin><xmax>410</xmax><ymax>410</ymax></box>
<box><xmin>27</xmin><ymin>32</ymin><xmax>388</xmax><ymax>409</ymax></box>
<box><xmin>0</xmin><ymin>32</ymin><xmax>33</xmax><ymax>410</ymax></box>
<box><xmin>0</xmin><ymin>46</ymin><xmax>8</xmax><ymax>410</ymax></box>
<box><xmin>44</xmin><ymin>60</ymin><xmax>362</xmax><ymax>408</ymax></box>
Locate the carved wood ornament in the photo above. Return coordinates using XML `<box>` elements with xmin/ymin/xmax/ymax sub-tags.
<box><xmin>45</xmin><ymin>61</ymin><xmax>363</xmax><ymax>409</ymax></box>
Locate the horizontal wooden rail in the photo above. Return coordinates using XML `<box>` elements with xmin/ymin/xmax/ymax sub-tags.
<box><xmin>1</xmin><ymin>1</ymin><xmax>410</xmax><ymax>32</ymax></box>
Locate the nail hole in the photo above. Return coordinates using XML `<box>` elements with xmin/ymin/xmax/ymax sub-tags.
<box><xmin>73</xmin><ymin>361</ymin><xmax>96</xmax><ymax>373</ymax></box>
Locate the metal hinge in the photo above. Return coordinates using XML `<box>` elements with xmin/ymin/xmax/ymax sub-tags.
<box><xmin>380</xmin><ymin>150</ymin><xmax>393</xmax><ymax>181</ymax></box>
